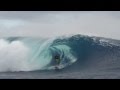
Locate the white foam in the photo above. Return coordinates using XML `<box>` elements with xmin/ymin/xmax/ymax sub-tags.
<box><xmin>0</xmin><ymin>39</ymin><xmax>30</xmax><ymax>72</ymax></box>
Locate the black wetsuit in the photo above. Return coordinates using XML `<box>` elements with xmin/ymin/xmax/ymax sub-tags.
<box><xmin>55</xmin><ymin>56</ymin><xmax>60</xmax><ymax>65</ymax></box>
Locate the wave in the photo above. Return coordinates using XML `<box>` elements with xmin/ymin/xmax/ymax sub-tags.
<box><xmin>0</xmin><ymin>34</ymin><xmax>120</xmax><ymax>72</ymax></box>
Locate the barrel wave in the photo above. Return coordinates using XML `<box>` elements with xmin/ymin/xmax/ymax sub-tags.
<box><xmin>0</xmin><ymin>34</ymin><xmax>120</xmax><ymax>72</ymax></box>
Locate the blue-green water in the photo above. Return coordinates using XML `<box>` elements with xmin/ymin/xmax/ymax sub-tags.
<box><xmin>0</xmin><ymin>34</ymin><xmax>120</xmax><ymax>79</ymax></box>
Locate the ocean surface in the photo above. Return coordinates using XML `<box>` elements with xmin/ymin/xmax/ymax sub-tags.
<box><xmin>0</xmin><ymin>34</ymin><xmax>120</xmax><ymax>79</ymax></box>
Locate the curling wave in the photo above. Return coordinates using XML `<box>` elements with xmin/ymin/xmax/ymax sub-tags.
<box><xmin>0</xmin><ymin>34</ymin><xmax>120</xmax><ymax>72</ymax></box>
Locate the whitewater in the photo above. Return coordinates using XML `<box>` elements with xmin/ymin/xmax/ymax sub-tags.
<box><xmin>0</xmin><ymin>34</ymin><xmax>120</xmax><ymax>79</ymax></box>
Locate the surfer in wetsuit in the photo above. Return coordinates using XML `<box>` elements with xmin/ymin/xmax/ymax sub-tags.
<box><xmin>55</xmin><ymin>55</ymin><xmax>61</xmax><ymax>66</ymax></box>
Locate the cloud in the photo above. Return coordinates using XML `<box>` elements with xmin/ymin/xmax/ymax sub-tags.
<box><xmin>0</xmin><ymin>11</ymin><xmax>120</xmax><ymax>39</ymax></box>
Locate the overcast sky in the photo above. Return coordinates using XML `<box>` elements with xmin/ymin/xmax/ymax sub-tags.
<box><xmin>0</xmin><ymin>11</ymin><xmax>120</xmax><ymax>39</ymax></box>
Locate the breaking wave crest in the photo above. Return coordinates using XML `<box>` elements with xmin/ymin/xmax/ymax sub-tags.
<box><xmin>0</xmin><ymin>34</ymin><xmax>119</xmax><ymax>72</ymax></box>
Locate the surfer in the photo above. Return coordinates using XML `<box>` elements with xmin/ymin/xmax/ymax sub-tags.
<box><xmin>55</xmin><ymin>55</ymin><xmax>61</xmax><ymax>66</ymax></box>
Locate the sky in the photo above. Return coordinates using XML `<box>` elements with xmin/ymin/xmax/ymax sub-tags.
<box><xmin>0</xmin><ymin>11</ymin><xmax>120</xmax><ymax>39</ymax></box>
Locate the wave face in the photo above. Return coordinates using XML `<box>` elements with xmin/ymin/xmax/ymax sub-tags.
<box><xmin>0</xmin><ymin>34</ymin><xmax>120</xmax><ymax>72</ymax></box>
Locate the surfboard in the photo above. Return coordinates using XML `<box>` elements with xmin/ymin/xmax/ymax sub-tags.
<box><xmin>55</xmin><ymin>66</ymin><xmax>60</xmax><ymax>70</ymax></box>
<box><xmin>55</xmin><ymin>64</ymin><xmax>64</xmax><ymax>70</ymax></box>
<box><xmin>48</xmin><ymin>64</ymin><xmax>64</xmax><ymax>70</ymax></box>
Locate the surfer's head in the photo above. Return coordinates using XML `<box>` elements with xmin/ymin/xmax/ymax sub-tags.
<box><xmin>55</xmin><ymin>55</ymin><xmax>60</xmax><ymax>59</ymax></box>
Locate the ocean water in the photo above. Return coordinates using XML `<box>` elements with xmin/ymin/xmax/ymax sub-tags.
<box><xmin>0</xmin><ymin>34</ymin><xmax>120</xmax><ymax>79</ymax></box>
